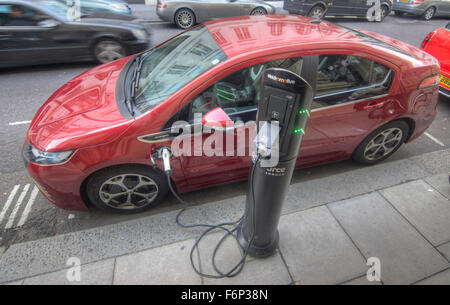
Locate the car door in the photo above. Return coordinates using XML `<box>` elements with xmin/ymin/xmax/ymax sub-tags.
<box><xmin>0</xmin><ymin>2</ymin><xmax>81</xmax><ymax>67</ymax></box>
<box><xmin>332</xmin><ymin>0</ymin><xmax>367</xmax><ymax>16</ymax></box>
<box><xmin>175</xmin><ymin>55</ymin><xmax>330</xmax><ymax>188</ymax></box>
<box><xmin>206</xmin><ymin>0</ymin><xmax>246</xmax><ymax>19</ymax></box>
<box><xmin>307</xmin><ymin>53</ymin><xmax>397</xmax><ymax>160</ymax></box>
<box><xmin>438</xmin><ymin>0</ymin><xmax>450</xmax><ymax>15</ymax></box>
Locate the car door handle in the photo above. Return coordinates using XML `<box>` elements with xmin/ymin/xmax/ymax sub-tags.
<box><xmin>363</xmin><ymin>101</ymin><xmax>385</xmax><ymax>110</ymax></box>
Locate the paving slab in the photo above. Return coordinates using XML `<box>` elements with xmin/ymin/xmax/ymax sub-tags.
<box><xmin>203</xmin><ymin>253</ymin><xmax>291</xmax><ymax>285</ymax></box>
<box><xmin>411</xmin><ymin>148</ymin><xmax>450</xmax><ymax>175</ymax></box>
<box><xmin>284</xmin><ymin>158</ymin><xmax>429</xmax><ymax>214</ymax></box>
<box><xmin>278</xmin><ymin>206</ymin><xmax>367</xmax><ymax>285</ymax></box>
<box><xmin>425</xmin><ymin>173</ymin><xmax>450</xmax><ymax>200</ymax></box>
<box><xmin>437</xmin><ymin>242</ymin><xmax>450</xmax><ymax>262</ymax></box>
<box><xmin>341</xmin><ymin>276</ymin><xmax>382</xmax><ymax>285</ymax></box>
<box><xmin>23</xmin><ymin>259</ymin><xmax>115</xmax><ymax>285</ymax></box>
<box><xmin>114</xmin><ymin>239</ymin><xmax>202</xmax><ymax>285</ymax></box>
<box><xmin>415</xmin><ymin>269</ymin><xmax>450</xmax><ymax>285</ymax></box>
<box><xmin>380</xmin><ymin>180</ymin><xmax>450</xmax><ymax>246</ymax></box>
<box><xmin>329</xmin><ymin>192</ymin><xmax>449</xmax><ymax>284</ymax></box>
<box><xmin>2</xmin><ymin>280</ymin><xmax>23</xmax><ymax>285</ymax></box>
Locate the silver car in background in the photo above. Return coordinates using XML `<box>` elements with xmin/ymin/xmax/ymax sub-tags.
<box><xmin>156</xmin><ymin>0</ymin><xmax>275</xmax><ymax>28</ymax></box>
<box><xmin>393</xmin><ymin>0</ymin><xmax>450</xmax><ymax>20</ymax></box>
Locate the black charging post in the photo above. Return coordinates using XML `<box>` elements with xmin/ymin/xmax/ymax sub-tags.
<box><xmin>237</xmin><ymin>68</ymin><xmax>314</xmax><ymax>258</ymax></box>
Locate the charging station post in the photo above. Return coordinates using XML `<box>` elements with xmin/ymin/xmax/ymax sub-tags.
<box><xmin>237</xmin><ymin>68</ymin><xmax>314</xmax><ymax>258</ymax></box>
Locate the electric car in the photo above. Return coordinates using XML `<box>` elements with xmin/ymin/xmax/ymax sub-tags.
<box><xmin>24</xmin><ymin>15</ymin><xmax>440</xmax><ymax>214</ymax></box>
<box><xmin>420</xmin><ymin>22</ymin><xmax>450</xmax><ymax>99</ymax></box>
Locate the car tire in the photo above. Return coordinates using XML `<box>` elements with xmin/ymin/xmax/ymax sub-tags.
<box><xmin>422</xmin><ymin>6</ymin><xmax>435</xmax><ymax>20</ymax></box>
<box><xmin>250</xmin><ymin>7</ymin><xmax>268</xmax><ymax>15</ymax></box>
<box><xmin>352</xmin><ymin>120</ymin><xmax>409</xmax><ymax>165</ymax></box>
<box><xmin>394</xmin><ymin>11</ymin><xmax>404</xmax><ymax>17</ymax></box>
<box><xmin>93</xmin><ymin>39</ymin><xmax>126</xmax><ymax>64</ymax></box>
<box><xmin>377</xmin><ymin>5</ymin><xmax>389</xmax><ymax>22</ymax></box>
<box><xmin>86</xmin><ymin>165</ymin><xmax>169</xmax><ymax>214</ymax></box>
<box><xmin>174</xmin><ymin>8</ymin><xmax>196</xmax><ymax>29</ymax></box>
<box><xmin>308</xmin><ymin>5</ymin><xmax>325</xmax><ymax>19</ymax></box>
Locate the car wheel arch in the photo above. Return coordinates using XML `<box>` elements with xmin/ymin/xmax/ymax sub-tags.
<box><xmin>80</xmin><ymin>163</ymin><xmax>173</xmax><ymax>209</ymax></box>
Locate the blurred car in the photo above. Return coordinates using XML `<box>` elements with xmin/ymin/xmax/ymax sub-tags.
<box><xmin>421</xmin><ymin>22</ymin><xmax>450</xmax><ymax>98</ymax></box>
<box><xmin>284</xmin><ymin>0</ymin><xmax>392</xmax><ymax>21</ymax></box>
<box><xmin>23</xmin><ymin>15</ymin><xmax>440</xmax><ymax>213</ymax></box>
<box><xmin>156</xmin><ymin>0</ymin><xmax>275</xmax><ymax>29</ymax></box>
<box><xmin>0</xmin><ymin>0</ymin><xmax>151</xmax><ymax>68</ymax></box>
<box><xmin>393</xmin><ymin>0</ymin><xmax>450</xmax><ymax>20</ymax></box>
<box><xmin>55</xmin><ymin>0</ymin><xmax>132</xmax><ymax>15</ymax></box>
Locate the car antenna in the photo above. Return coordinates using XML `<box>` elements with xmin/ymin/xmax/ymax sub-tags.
<box><xmin>310</xmin><ymin>7</ymin><xmax>329</xmax><ymax>23</ymax></box>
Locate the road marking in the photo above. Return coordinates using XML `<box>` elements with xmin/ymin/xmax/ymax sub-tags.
<box><xmin>8</xmin><ymin>121</ymin><xmax>31</xmax><ymax>126</ymax></box>
<box><xmin>5</xmin><ymin>184</ymin><xmax>30</xmax><ymax>229</ymax></box>
<box><xmin>17</xmin><ymin>186</ymin><xmax>39</xmax><ymax>227</ymax></box>
<box><xmin>424</xmin><ymin>132</ymin><xmax>445</xmax><ymax>147</ymax></box>
<box><xmin>144</xmin><ymin>21</ymin><xmax>170</xmax><ymax>24</ymax></box>
<box><xmin>0</xmin><ymin>184</ymin><xmax>20</xmax><ymax>225</ymax></box>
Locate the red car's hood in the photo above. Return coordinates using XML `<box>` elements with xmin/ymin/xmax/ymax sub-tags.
<box><xmin>28</xmin><ymin>57</ymin><xmax>134</xmax><ymax>152</ymax></box>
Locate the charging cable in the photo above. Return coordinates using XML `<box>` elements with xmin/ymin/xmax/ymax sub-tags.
<box><xmin>158</xmin><ymin>146</ymin><xmax>259</xmax><ymax>279</ymax></box>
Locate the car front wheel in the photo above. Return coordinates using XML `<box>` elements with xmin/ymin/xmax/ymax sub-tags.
<box><xmin>86</xmin><ymin>165</ymin><xmax>168</xmax><ymax>214</ymax></box>
<box><xmin>93</xmin><ymin>39</ymin><xmax>126</xmax><ymax>64</ymax></box>
<box><xmin>352</xmin><ymin>121</ymin><xmax>409</xmax><ymax>165</ymax></box>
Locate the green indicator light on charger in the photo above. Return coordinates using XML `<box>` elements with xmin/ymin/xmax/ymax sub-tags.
<box><xmin>294</xmin><ymin>128</ymin><xmax>305</xmax><ymax>135</ymax></box>
<box><xmin>298</xmin><ymin>109</ymin><xmax>310</xmax><ymax>117</ymax></box>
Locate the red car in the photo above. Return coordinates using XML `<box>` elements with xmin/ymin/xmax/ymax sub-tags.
<box><xmin>23</xmin><ymin>15</ymin><xmax>440</xmax><ymax>214</ymax></box>
<box><xmin>421</xmin><ymin>22</ymin><xmax>450</xmax><ymax>99</ymax></box>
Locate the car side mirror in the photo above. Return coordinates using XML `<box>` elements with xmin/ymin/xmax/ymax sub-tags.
<box><xmin>202</xmin><ymin>107</ymin><xmax>234</xmax><ymax>132</ymax></box>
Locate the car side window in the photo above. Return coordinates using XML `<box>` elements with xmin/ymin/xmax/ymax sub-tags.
<box><xmin>186</xmin><ymin>57</ymin><xmax>304</xmax><ymax>123</ymax></box>
<box><xmin>0</xmin><ymin>4</ymin><xmax>41</xmax><ymax>26</ymax></box>
<box><xmin>313</xmin><ymin>54</ymin><xmax>393</xmax><ymax>109</ymax></box>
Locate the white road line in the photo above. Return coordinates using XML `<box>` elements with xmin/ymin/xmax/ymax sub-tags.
<box><xmin>17</xmin><ymin>186</ymin><xmax>39</xmax><ymax>227</ymax></box>
<box><xmin>5</xmin><ymin>184</ymin><xmax>30</xmax><ymax>229</ymax></box>
<box><xmin>8</xmin><ymin>121</ymin><xmax>31</xmax><ymax>126</ymax></box>
<box><xmin>0</xmin><ymin>184</ymin><xmax>20</xmax><ymax>225</ymax></box>
<box><xmin>424</xmin><ymin>132</ymin><xmax>445</xmax><ymax>147</ymax></box>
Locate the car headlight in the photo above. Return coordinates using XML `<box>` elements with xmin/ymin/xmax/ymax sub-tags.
<box><xmin>23</xmin><ymin>142</ymin><xmax>75</xmax><ymax>165</ymax></box>
<box><xmin>132</xmin><ymin>29</ymin><xmax>148</xmax><ymax>40</ymax></box>
<box><xmin>110</xmin><ymin>3</ymin><xmax>128</xmax><ymax>11</ymax></box>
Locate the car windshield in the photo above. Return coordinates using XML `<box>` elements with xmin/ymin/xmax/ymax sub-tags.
<box><xmin>133</xmin><ymin>25</ymin><xmax>228</xmax><ymax>113</ymax></box>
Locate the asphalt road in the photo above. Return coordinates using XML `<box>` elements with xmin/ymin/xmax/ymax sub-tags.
<box><xmin>0</xmin><ymin>15</ymin><xmax>449</xmax><ymax>248</ymax></box>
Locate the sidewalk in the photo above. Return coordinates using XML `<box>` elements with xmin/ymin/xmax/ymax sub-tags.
<box><xmin>1</xmin><ymin>149</ymin><xmax>449</xmax><ymax>285</ymax></box>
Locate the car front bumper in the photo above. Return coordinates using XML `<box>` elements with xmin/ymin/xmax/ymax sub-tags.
<box><xmin>25</xmin><ymin>159</ymin><xmax>89</xmax><ymax>211</ymax></box>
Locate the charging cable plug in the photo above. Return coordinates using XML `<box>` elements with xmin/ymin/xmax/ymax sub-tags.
<box><xmin>151</xmin><ymin>146</ymin><xmax>173</xmax><ymax>174</ymax></box>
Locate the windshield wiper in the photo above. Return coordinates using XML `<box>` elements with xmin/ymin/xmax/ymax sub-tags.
<box><xmin>126</xmin><ymin>55</ymin><xmax>143</xmax><ymax>116</ymax></box>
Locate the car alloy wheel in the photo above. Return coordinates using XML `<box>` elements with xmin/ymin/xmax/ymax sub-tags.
<box><xmin>352</xmin><ymin>120</ymin><xmax>409</xmax><ymax>165</ymax></box>
<box><xmin>250</xmin><ymin>7</ymin><xmax>267</xmax><ymax>15</ymax></box>
<box><xmin>99</xmin><ymin>174</ymin><xmax>159</xmax><ymax>210</ymax></box>
<box><xmin>423</xmin><ymin>7</ymin><xmax>435</xmax><ymax>20</ymax></box>
<box><xmin>308</xmin><ymin>6</ymin><xmax>324</xmax><ymax>19</ymax></box>
<box><xmin>94</xmin><ymin>40</ymin><xmax>126</xmax><ymax>64</ymax></box>
<box><xmin>86</xmin><ymin>165</ymin><xmax>168</xmax><ymax>214</ymax></box>
<box><xmin>363</xmin><ymin>128</ymin><xmax>403</xmax><ymax>161</ymax></box>
<box><xmin>175</xmin><ymin>9</ymin><xmax>195</xmax><ymax>29</ymax></box>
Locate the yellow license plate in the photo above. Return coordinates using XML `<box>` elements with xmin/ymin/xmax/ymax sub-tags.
<box><xmin>399</xmin><ymin>0</ymin><xmax>409</xmax><ymax>2</ymax></box>
<box><xmin>440</xmin><ymin>75</ymin><xmax>450</xmax><ymax>86</ymax></box>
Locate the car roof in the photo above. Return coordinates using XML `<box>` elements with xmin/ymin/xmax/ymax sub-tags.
<box><xmin>204</xmin><ymin>15</ymin><xmax>414</xmax><ymax>60</ymax></box>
